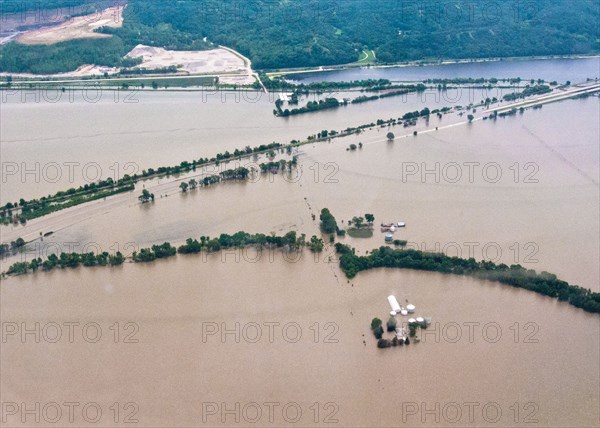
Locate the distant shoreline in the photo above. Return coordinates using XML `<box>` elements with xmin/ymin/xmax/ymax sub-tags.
<box><xmin>266</xmin><ymin>54</ymin><xmax>600</xmax><ymax>78</ymax></box>
<box><xmin>1</xmin><ymin>53</ymin><xmax>599</xmax><ymax>88</ymax></box>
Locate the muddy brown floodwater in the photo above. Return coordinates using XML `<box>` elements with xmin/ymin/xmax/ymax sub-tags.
<box><xmin>1</xmin><ymin>253</ymin><xmax>598</xmax><ymax>427</ymax></box>
<box><xmin>1</xmin><ymin>59</ymin><xmax>599</xmax><ymax>427</ymax></box>
<box><xmin>3</xmin><ymin>97</ymin><xmax>598</xmax><ymax>290</ymax></box>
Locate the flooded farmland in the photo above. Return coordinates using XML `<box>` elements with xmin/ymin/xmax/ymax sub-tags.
<box><xmin>1</xmin><ymin>58</ymin><xmax>599</xmax><ymax>427</ymax></box>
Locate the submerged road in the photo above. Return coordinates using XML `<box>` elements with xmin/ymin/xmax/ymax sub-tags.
<box><xmin>486</xmin><ymin>82</ymin><xmax>600</xmax><ymax>113</ymax></box>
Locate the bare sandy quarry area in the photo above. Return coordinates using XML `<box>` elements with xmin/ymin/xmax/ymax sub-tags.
<box><xmin>125</xmin><ymin>44</ymin><xmax>256</xmax><ymax>84</ymax></box>
<box><xmin>127</xmin><ymin>45</ymin><xmax>249</xmax><ymax>73</ymax></box>
<box><xmin>2</xmin><ymin>6</ymin><xmax>256</xmax><ymax>84</ymax></box>
<box><xmin>15</xmin><ymin>6</ymin><xmax>123</xmax><ymax>45</ymax></box>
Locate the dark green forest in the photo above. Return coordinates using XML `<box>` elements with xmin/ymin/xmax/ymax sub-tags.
<box><xmin>1</xmin><ymin>0</ymin><xmax>598</xmax><ymax>73</ymax></box>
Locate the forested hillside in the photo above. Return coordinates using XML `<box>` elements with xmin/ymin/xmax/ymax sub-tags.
<box><xmin>1</xmin><ymin>0</ymin><xmax>598</xmax><ymax>73</ymax></box>
<box><xmin>124</xmin><ymin>0</ymin><xmax>600</xmax><ymax>68</ymax></box>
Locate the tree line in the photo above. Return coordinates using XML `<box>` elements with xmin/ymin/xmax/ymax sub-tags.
<box><xmin>335</xmin><ymin>244</ymin><xmax>600</xmax><ymax>313</ymax></box>
<box><xmin>5</xmin><ymin>234</ymin><xmax>598</xmax><ymax>315</ymax></box>
<box><xmin>503</xmin><ymin>85</ymin><xmax>552</xmax><ymax>101</ymax></box>
<box><xmin>1</xmin><ymin>142</ymin><xmax>287</xmax><ymax>226</ymax></box>
<box><xmin>1</xmin><ymin>230</ymin><xmax>326</xmax><ymax>278</ymax></box>
<box><xmin>274</xmin><ymin>84</ymin><xmax>425</xmax><ymax>117</ymax></box>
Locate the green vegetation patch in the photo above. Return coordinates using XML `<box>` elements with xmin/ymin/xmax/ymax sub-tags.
<box><xmin>347</xmin><ymin>228</ymin><xmax>374</xmax><ymax>238</ymax></box>
<box><xmin>357</xmin><ymin>50</ymin><xmax>376</xmax><ymax>64</ymax></box>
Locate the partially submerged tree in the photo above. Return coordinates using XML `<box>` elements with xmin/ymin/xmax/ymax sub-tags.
<box><xmin>320</xmin><ymin>208</ymin><xmax>338</xmax><ymax>234</ymax></box>
<box><xmin>371</xmin><ymin>317</ymin><xmax>384</xmax><ymax>339</ymax></box>
<box><xmin>139</xmin><ymin>189</ymin><xmax>155</xmax><ymax>203</ymax></box>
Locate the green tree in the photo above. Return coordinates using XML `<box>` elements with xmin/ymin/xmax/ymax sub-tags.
<box><xmin>179</xmin><ymin>182</ymin><xmax>189</xmax><ymax>192</ymax></box>
<box><xmin>308</xmin><ymin>235</ymin><xmax>324</xmax><ymax>252</ymax></box>
<box><xmin>387</xmin><ymin>316</ymin><xmax>397</xmax><ymax>332</ymax></box>
<box><xmin>139</xmin><ymin>189</ymin><xmax>154</xmax><ymax>203</ymax></box>
<box><xmin>352</xmin><ymin>216</ymin><xmax>365</xmax><ymax>228</ymax></box>
<box><xmin>387</xmin><ymin>132</ymin><xmax>395</xmax><ymax>141</ymax></box>
<box><xmin>365</xmin><ymin>213</ymin><xmax>375</xmax><ymax>224</ymax></box>
<box><xmin>109</xmin><ymin>252</ymin><xmax>125</xmax><ymax>265</ymax></box>
<box><xmin>282</xmin><ymin>231</ymin><xmax>298</xmax><ymax>249</ymax></box>
<box><xmin>371</xmin><ymin>318</ymin><xmax>384</xmax><ymax>339</ymax></box>
<box><xmin>371</xmin><ymin>317</ymin><xmax>382</xmax><ymax>330</ymax></box>
<box><xmin>320</xmin><ymin>208</ymin><xmax>338</xmax><ymax>234</ymax></box>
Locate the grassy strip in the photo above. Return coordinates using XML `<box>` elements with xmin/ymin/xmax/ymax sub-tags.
<box><xmin>357</xmin><ymin>50</ymin><xmax>376</xmax><ymax>64</ymax></box>
<box><xmin>347</xmin><ymin>228</ymin><xmax>374</xmax><ymax>238</ymax></box>
<box><xmin>1</xmin><ymin>184</ymin><xmax>135</xmax><ymax>225</ymax></box>
<box><xmin>24</xmin><ymin>184</ymin><xmax>135</xmax><ymax>220</ymax></box>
